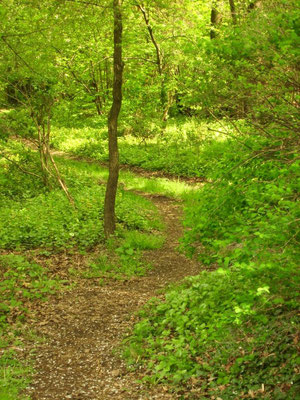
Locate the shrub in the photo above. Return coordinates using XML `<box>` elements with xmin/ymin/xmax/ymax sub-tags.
<box><xmin>124</xmin><ymin>262</ymin><xmax>299</xmax><ymax>398</ymax></box>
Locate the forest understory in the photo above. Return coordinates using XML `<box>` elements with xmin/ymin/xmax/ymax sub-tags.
<box><xmin>22</xmin><ymin>191</ymin><xmax>201</xmax><ymax>400</ymax></box>
<box><xmin>1</xmin><ymin>0</ymin><xmax>299</xmax><ymax>399</ymax></box>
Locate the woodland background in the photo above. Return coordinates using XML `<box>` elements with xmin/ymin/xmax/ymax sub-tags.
<box><xmin>0</xmin><ymin>0</ymin><xmax>299</xmax><ymax>399</ymax></box>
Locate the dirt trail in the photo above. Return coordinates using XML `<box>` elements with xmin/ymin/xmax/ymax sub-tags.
<box><xmin>24</xmin><ymin>195</ymin><xmax>200</xmax><ymax>400</ymax></box>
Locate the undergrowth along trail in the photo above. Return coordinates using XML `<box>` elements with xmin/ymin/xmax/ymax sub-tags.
<box><xmin>24</xmin><ymin>194</ymin><xmax>200</xmax><ymax>400</ymax></box>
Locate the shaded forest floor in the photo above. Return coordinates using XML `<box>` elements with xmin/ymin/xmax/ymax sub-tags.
<box><xmin>4</xmin><ymin>135</ymin><xmax>298</xmax><ymax>400</ymax></box>
<box><xmin>22</xmin><ymin>194</ymin><xmax>200</xmax><ymax>400</ymax></box>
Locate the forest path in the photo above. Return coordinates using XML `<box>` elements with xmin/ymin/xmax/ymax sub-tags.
<box><xmin>24</xmin><ymin>194</ymin><xmax>200</xmax><ymax>400</ymax></box>
<box><xmin>12</xmin><ymin>136</ymin><xmax>206</xmax><ymax>185</ymax></box>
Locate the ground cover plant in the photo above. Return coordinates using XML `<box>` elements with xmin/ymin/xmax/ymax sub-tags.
<box><xmin>56</xmin><ymin>156</ymin><xmax>198</xmax><ymax>199</ymax></box>
<box><xmin>121</xmin><ymin>0</ymin><xmax>300</xmax><ymax>398</ymax></box>
<box><xmin>0</xmin><ymin>141</ymin><xmax>162</xmax><ymax>250</ymax></box>
<box><xmin>0</xmin><ymin>348</ymin><xmax>31</xmax><ymax>400</ymax></box>
<box><xmin>0</xmin><ymin>254</ymin><xmax>62</xmax><ymax>400</ymax></box>
<box><xmin>124</xmin><ymin>263</ymin><xmax>299</xmax><ymax>398</ymax></box>
<box><xmin>0</xmin><ymin>140</ymin><xmax>165</xmax><ymax>399</ymax></box>
<box><xmin>0</xmin><ymin>0</ymin><xmax>299</xmax><ymax>398</ymax></box>
<box><xmin>123</xmin><ymin>132</ymin><xmax>300</xmax><ymax>399</ymax></box>
<box><xmin>50</xmin><ymin>118</ymin><xmax>234</xmax><ymax>179</ymax></box>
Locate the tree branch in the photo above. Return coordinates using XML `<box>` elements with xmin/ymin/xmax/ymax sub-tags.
<box><xmin>137</xmin><ymin>4</ymin><xmax>163</xmax><ymax>75</ymax></box>
<box><xmin>0</xmin><ymin>152</ymin><xmax>41</xmax><ymax>179</ymax></box>
<box><xmin>1</xmin><ymin>36</ymin><xmax>39</xmax><ymax>74</ymax></box>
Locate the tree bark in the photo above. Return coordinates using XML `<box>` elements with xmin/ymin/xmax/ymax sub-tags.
<box><xmin>137</xmin><ymin>4</ymin><xmax>171</xmax><ymax>121</ymax></box>
<box><xmin>210</xmin><ymin>2</ymin><xmax>222</xmax><ymax>39</ymax></box>
<box><xmin>104</xmin><ymin>0</ymin><xmax>123</xmax><ymax>238</ymax></box>
<box><xmin>229</xmin><ymin>0</ymin><xmax>237</xmax><ymax>24</ymax></box>
<box><xmin>137</xmin><ymin>4</ymin><xmax>162</xmax><ymax>76</ymax></box>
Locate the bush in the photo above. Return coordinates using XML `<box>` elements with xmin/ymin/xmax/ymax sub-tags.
<box><xmin>124</xmin><ymin>262</ymin><xmax>299</xmax><ymax>398</ymax></box>
<box><xmin>182</xmin><ymin>139</ymin><xmax>299</xmax><ymax>269</ymax></box>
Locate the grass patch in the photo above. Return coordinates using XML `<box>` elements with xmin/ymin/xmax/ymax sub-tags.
<box><xmin>122</xmin><ymin>231</ymin><xmax>165</xmax><ymax>250</ymax></box>
<box><xmin>72</xmin><ymin>250</ymin><xmax>151</xmax><ymax>281</ymax></box>
<box><xmin>72</xmin><ymin>230</ymin><xmax>165</xmax><ymax>281</ymax></box>
<box><xmin>86</xmin><ymin>248</ymin><xmax>151</xmax><ymax>280</ymax></box>
<box><xmin>56</xmin><ymin>156</ymin><xmax>197</xmax><ymax>199</ymax></box>
<box><xmin>0</xmin><ymin>348</ymin><xmax>31</xmax><ymax>400</ymax></box>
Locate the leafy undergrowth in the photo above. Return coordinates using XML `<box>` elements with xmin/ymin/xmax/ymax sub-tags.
<box><xmin>0</xmin><ymin>254</ymin><xmax>62</xmax><ymax>400</ymax></box>
<box><xmin>0</xmin><ymin>141</ymin><xmax>166</xmax><ymax>399</ymax></box>
<box><xmin>70</xmin><ymin>231</ymin><xmax>165</xmax><ymax>281</ymax></box>
<box><xmin>123</xmin><ymin>134</ymin><xmax>300</xmax><ymax>398</ymax></box>
<box><xmin>51</xmin><ymin>118</ymin><xmax>236</xmax><ymax>178</ymax></box>
<box><xmin>0</xmin><ymin>142</ymin><xmax>162</xmax><ymax>250</ymax></box>
<box><xmin>0</xmin><ymin>348</ymin><xmax>31</xmax><ymax>400</ymax></box>
<box><xmin>0</xmin><ymin>254</ymin><xmax>61</xmax><ymax>327</ymax></box>
<box><xmin>124</xmin><ymin>264</ymin><xmax>299</xmax><ymax>399</ymax></box>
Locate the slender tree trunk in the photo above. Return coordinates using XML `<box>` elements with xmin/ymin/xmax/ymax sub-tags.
<box><xmin>36</xmin><ymin>113</ymin><xmax>74</xmax><ymax>205</ymax></box>
<box><xmin>210</xmin><ymin>2</ymin><xmax>222</xmax><ymax>39</ymax></box>
<box><xmin>137</xmin><ymin>4</ymin><xmax>172</xmax><ymax>121</ymax></box>
<box><xmin>229</xmin><ymin>0</ymin><xmax>237</xmax><ymax>24</ymax></box>
<box><xmin>137</xmin><ymin>5</ymin><xmax>162</xmax><ymax>75</ymax></box>
<box><xmin>37</xmin><ymin>124</ymin><xmax>50</xmax><ymax>188</ymax></box>
<box><xmin>104</xmin><ymin>0</ymin><xmax>123</xmax><ymax>238</ymax></box>
<box><xmin>90</xmin><ymin>60</ymin><xmax>103</xmax><ymax>115</ymax></box>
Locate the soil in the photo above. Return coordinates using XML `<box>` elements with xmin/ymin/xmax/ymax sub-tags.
<box><xmin>23</xmin><ymin>194</ymin><xmax>201</xmax><ymax>400</ymax></box>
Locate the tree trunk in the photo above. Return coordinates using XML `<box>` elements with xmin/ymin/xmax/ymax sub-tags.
<box><xmin>36</xmin><ymin>113</ymin><xmax>74</xmax><ymax>205</ymax></box>
<box><xmin>229</xmin><ymin>0</ymin><xmax>237</xmax><ymax>24</ymax></box>
<box><xmin>138</xmin><ymin>4</ymin><xmax>170</xmax><ymax>121</ymax></box>
<box><xmin>104</xmin><ymin>0</ymin><xmax>123</xmax><ymax>238</ymax></box>
<box><xmin>210</xmin><ymin>2</ymin><xmax>222</xmax><ymax>39</ymax></box>
<box><xmin>137</xmin><ymin>5</ymin><xmax>163</xmax><ymax>76</ymax></box>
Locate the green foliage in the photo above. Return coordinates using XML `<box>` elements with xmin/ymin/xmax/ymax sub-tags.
<box><xmin>116</xmin><ymin>191</ymin><xmax>161</xmax><ymax>232</ymax></box>
<box><xmin>0</xmin><ymin>150</ymin><xmax>162</xmax><ymax>250</ymax></box>
<box><xmin>0</xmin><ymin>185</ymin><xmax>159</xmax><ymax>250</ymax></box>
<box><xmin>122</xmin><ymin>3</ymin><xmax>299</xmax><ymax>397</ymax></box>
<box><xmin>0</xmin><ymin>348</ymin><xmax>31</xmax><ymax>400</ymax></box>
<box><xmin>123</xmin><ymin>263</ymin><xmax>299</xmax><ymax>397</ymax></box>
<box><xmin>182</xmin><ymin>138</ymin><xmax>299</xmax><ymax>268</ymax></box>
<box><xmin>0</xmin><ymin>254</ymin><xmax>60</xmax><ymax>329</ymax></box>
<box><xmin>55</xmin><ymin>155</ymin><xmax>193</xmax><ymax>200</ymax></box>
<box><xmin>0</xmin><ymin>107</ymin><xmax>35</xmax><ymax>139</ymax></box>
<box><xmin>122</xmin><ymin>231</ymin><xmax>164</xmax><ymax>251</ymax></box>
<box><xmin>51</xmin><ymin>119</ymin><xmax>230</xmax><ymax>178</ymax></box>
<box><xmin>0</xmin><ymin>186</ymin><xmax>104</xmax><ymax>249</ymax></box>
<box><xmin>51</xmin><ymin>126</ymin><xmax>107</xmax><ymax>158</ymax></box>
<box><xmin>80</xmin><ymin>230</ymin><xmax>164</xmax><ymax>280</ymax></box>
<box><xmin>0</xmin><ymin>0</ymin><xmax>299</xmax><ymax>397</ymax></box>
<box><xmin>0</xmin><ymin>253</ymin><xmax>59</xmax><ymax>400</ymax></box>
<box><xmin>0</xmin><ymin>142</ymin><xmax>45</xmax><ymax>205</ymax></box>
<box><xmin>75</xmin><ymin>248</ymin><xmax>151</xmax><ymax>280</ymax></box>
